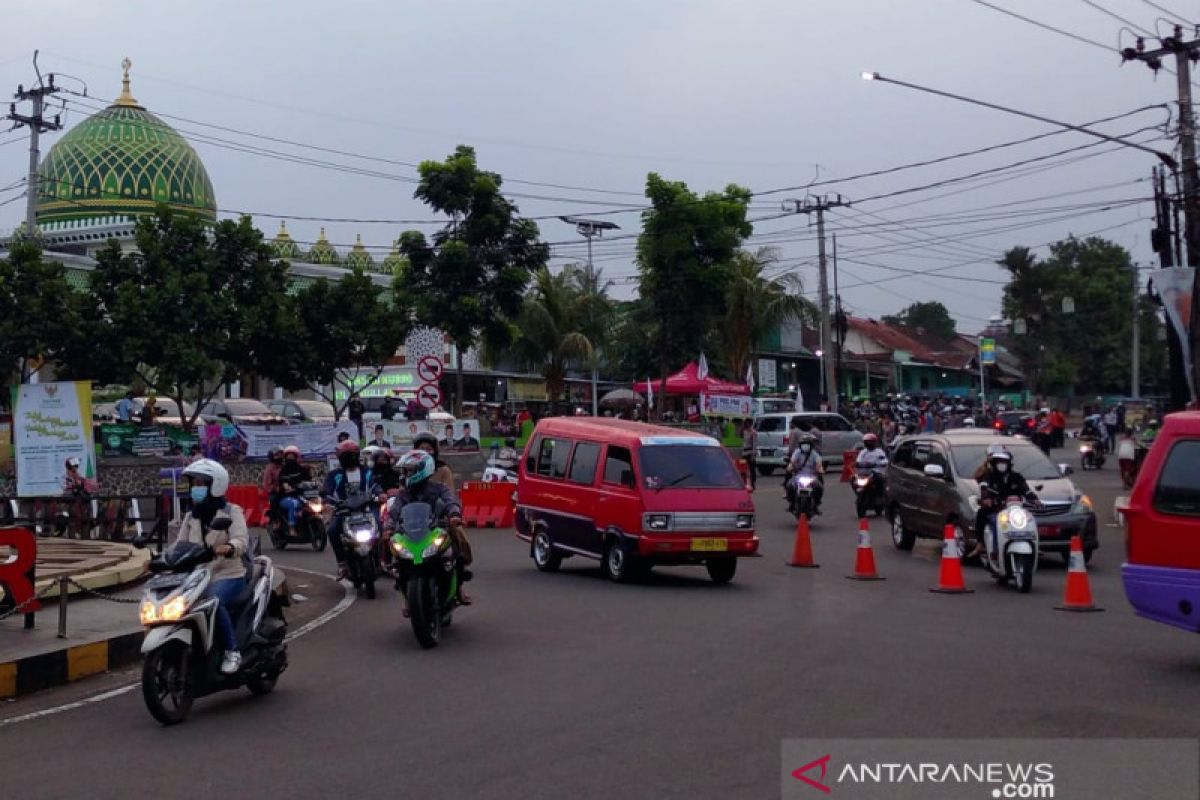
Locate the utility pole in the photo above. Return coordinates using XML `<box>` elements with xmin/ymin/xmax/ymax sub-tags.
<box><xmin>559</xmin><ymin>216</ymin><xmax>618</xmax><ymax>417</ymax></box>
<box><xmin>783</xmin><ymin>194</ymin><xmax>849</xmax><ymax>413</ymax></box>
<box><xmin>832</xmin><ymin>233</ymin><xmax>845</xmax><ymax>403</ymax></box>
<box><xmin>1124</xmin><ymin>26</ymin><xmax>1200</xmax><ymax>400</ymax></box>
<box><xmin>1152</xmin><ymin>165</ymin><xmax>1189</xmax><ymax>408</ymax></box>
<box><xmin>1132</xmin><ymin>264</ymin><xmax>1141</xmax><ymax>400</ymax></box>
<box><xmin>5</xmin><ymin>52</ymin><xmax>62</xmax><ymax>236</ymax></box>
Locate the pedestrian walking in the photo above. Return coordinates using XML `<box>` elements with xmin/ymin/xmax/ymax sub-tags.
<box><xmin>741</xmin><ymin>419</ymin><xmax>757</xmax><ymax>491</ymax></box>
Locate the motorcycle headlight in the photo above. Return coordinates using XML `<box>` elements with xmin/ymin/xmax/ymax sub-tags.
<box><xmin>351</xmin><ymin>527</ymin><xmax>374</xmax><ymax>543</ymax></box>
<box><xmin>422</xmin><ymin>535</ymin><xmax>448</xmax><ymax>559</ymax></box>
<box><xmin>1007</xmin><ymin>508</ymin><xmax>1030</xmax><ymax>530</ymax></box>
<box><xmin>854</xmin><ymin>477</ymin><xmax>870</xmax><ymax>487</ymax></box>
<box><xmin>1079</xmin><ymin>445</ymin><xmax>1091</xmax><ymax>453</ymax></box>
<box><xmin>798</xmin><ymin>476</ymin><xmax>815</xmax><ymax>487</ymax></box>
<box><xmin>139</xmin><ymin>600</ymin><xmax>159</xmax><ymax>625</ymax></box>
<box><xmin>308</xmin><ymin>501</ymin><xmax>323</xmax><ymax>514</ymax></box>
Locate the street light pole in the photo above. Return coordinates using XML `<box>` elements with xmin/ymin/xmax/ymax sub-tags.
<box><xmin>559</xmin><ymin>216</ymin><xmax>619</xmax><ymax>417</ymax></box>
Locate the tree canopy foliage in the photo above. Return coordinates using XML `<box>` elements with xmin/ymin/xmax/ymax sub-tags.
<box><xmin>882</xmin><ymin>301</ymin><xmax>956</xmax><ymax>342</ymax></box>
<box><xmin>0</xmin><ymin>242</ymin><xmax>83</xmax><ymax>385</ymax></box>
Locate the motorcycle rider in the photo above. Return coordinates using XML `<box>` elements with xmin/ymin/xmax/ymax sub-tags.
<box><xmin>277</xmin><ymin>445</ymin><xmax>313</xmax><ymax>535</ymax></box>
<box><xmin>177</xmin><ymin>459</ymin><xmax>250</xmax><ymax>674</ymax></box>
<box><xmin>386</xmin><ymin>450</ymin><xmax>471</xmax><ymax>609</ymax></box>
<box><xmin>968</xmin><ymin>450</ymin><xmax>1039</xmax><ymax>560</ymax></box>
<box><xmin>321</xmin><ymin>440</ymin><xmax>382</xmax><ymax>579</ymax></box>
<box><xmin>373</xmin><ymin>448</ymin><xmax>401</xmax><ymax>493</ymax></box>
<box><xmin>785</xmin><ymin>434</ymin><xmax>825</xmax><ymax>514</ymax></box>
<box><xmin>412</xmin><ymin>432</ymin><xmax>457</xmax><ymax>492</ymax></box>
<box><xmin>854</xmin><ymin>433</ymin><xmax>889</xmax><ymax>474</ymax></box>
<box><xmin>496</xmin><ymin>437</ymin><xmax>520</xmax><ymax>468</ymax></box>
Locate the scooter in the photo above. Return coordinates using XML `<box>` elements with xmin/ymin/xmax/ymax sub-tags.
<box><xmin>269</xmin><ymin>481</ymin><xmax>327</xmax><ymax>551</ymax></box>
<box><xmin>1078</xmin><ymin>437</ymin><xmax>1106</xmax><ymax>471</ymax></box>
<box><xmin>788</xmin><ymin>473</ymin><xmax>820</xmax><ymax>519</ymax></box>
<box><xmin>335</xmin><ymin>491</ymin><xmax>381</xmax><ymax>599</ymax></box>
<box><xmin>136</xmin><ymin>519</ymin><xmax>288</xmax><ymax>726</ymax></box>
<box><xmin>851</xmin><ymin>469</ymin><xmax>887</xmax><ymax>518</ymax></box>
<box><xmin>979</xmin><ymin>495</ymin><xmax>1039</xmax><ymax>594</ymax></box>
<box><xmin>389</xmin><ymin>500</ymin><xmax>460</xmax><ymax>649</ymax></box>
<box><xmin>481</xmin><ymin>456</ymin><xmax>519</xmax><ymax>484</ymax></box>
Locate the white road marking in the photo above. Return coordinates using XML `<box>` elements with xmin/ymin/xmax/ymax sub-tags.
<box><xmin>0</xmin><ymin>567</ymin><xmax>353</xmax><ymax>728</ymax></box>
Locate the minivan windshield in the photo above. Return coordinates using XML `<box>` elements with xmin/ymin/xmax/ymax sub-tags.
<box><xmin>638</xmin><ymin>445</ymin><xmax>743</xmax><ymax>489</ymax></box>
<box><xmin>949</xmin><ymin>442</ymin><xmax>1062</xmax><ymax>480</ymax></box>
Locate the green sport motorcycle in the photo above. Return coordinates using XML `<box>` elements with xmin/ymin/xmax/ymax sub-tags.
<box><xmin>389</xmin><ymin>501</ymin><xmax>460</xmax><ymax>649</ymax></box>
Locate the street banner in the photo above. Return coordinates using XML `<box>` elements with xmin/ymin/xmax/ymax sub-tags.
<box><xmin>699</xmin><ymin>393</ymin><xmax>753</xmax><ymax>418</ymax></box>
<box><xmin>237</xmin><ymin>420</ymin><xmax>358</xmax><ymax>458</ymax></box>
<box><xmin>383</xmin><ymin>418</ymin><xmax>481</xmax><ymax>451</ymax></box>
<box><xmin>12</xmin><ymin>381</ymin><xmax>94</xmax><ymax>497</ymax></box>
<box><xmin>757</xmin><ymin>359</ymin><xmax>777</xmax><ymax>391</ymax></box>
<box><xmin>1150</xmin><ymin>267</ymin><xmax>1196</xmax><ymax>399</ymax></box>
<box><xmin>697</xmin><ymin>352</ymin><xmax>710</xmax><ymax>381</ymax></box>
<box><xmin>746</xmin><ymin>363</ymin><xmax>755</xmax><ymax>393</ymax></box>
<box><xmin>99</xmin><ymin>423</ymin><xmax>198</xmax><ymax>457</ymax></box>
<box><xmin>979</xmin><ymin>337</ymin><xmax>996</xmax><ymax>365</ymax></box>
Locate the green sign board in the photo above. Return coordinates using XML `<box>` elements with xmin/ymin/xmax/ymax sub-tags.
<box><xmin>980</xmin><ymin>338</ymin><xmax>996</xmax><ymax>365</ymax></box>
<box><xmin>100</xmin><ymin>424</ymin><xmax>198</xmax><ymax>457</ymax></box>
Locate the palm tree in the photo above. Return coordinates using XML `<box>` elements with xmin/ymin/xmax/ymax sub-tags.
<box><xmin>493</xmin><ymin>265</ymin><xmax>603</xmax><ymax>404</ymax></box>
<box><xmin>723</xmin><ymin>247</ymin><xmax>816</xmax><ymax>381</ymax></box>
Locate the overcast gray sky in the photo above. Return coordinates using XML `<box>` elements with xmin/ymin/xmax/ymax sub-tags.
<box><xmin>1</xmin><ymin>0</ymin><xmax>1187</xmax><ymax>332</ymax></box>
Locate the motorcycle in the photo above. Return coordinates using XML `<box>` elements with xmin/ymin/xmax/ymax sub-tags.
<box><xmin>136</xmin><ymin>519</ymin><xmax>287</xmax><ymax>725</ymax></box>
<box><xmin>852</xmin><ymin>469</ymin><xmax>887</xmax><ymax>519</ymax></box>
<box><xmin>269</xmin><ymin>481</ymin><xmax>327</xmax><ymax>552</ymax></box>
<box><xmin>481</xmin><ymin>454</ymin><xmax>519</xmax><ymax>484</ymax></box>
<box><xmin>978</xmin><ymin>495</ymin><xmax>1039</xmax><ymax>594</ymax></box>
<box><xmin>335</xmin><ymin>491</ymin><xmax>381</xmax><ymax>599</ymax></box>
<box><xmin>1078</xmin><ymin>437</ymin><xmax>1106</xmax><ymax>471</ymax></box>
<box><xmin>389</xmin><ymin>500</ymin><xmax>460</xmax><ymax>649</ymax></box>
<box><xmin>788</xmin><ymin>473</ymin><xmax>819</xmax><ymax>519</ymax></box>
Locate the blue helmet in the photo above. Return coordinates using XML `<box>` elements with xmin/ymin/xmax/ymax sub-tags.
<box><xmin>399</xmin><ymin>450</ymin><xmax>435</xmax><ymax>488</ymax></box>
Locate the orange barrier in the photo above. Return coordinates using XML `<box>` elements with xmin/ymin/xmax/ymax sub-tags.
<box><xmin>786</xmin><ymin>513</ymin><xmax>819</xmax><ymax>568</ymax></box>
<box><xmin>1056</xmin><ymin>535</ymin><xmax>1104</xmax><ymax>612</ymax></box>
<box><xmin>930</xmin><ymin>523</ymin><xmax>973</xmax><ymax>594</ymax></box>
<box><xmin>459</xmin><ymin>481</ymin><xmax>516</xmax><ymax>528</ymax></box>
<box><xmin>840</xmin><ymin>450</ymin><xmax>858</xmax><ymax>482</ymax></box>
<box><xmin>845</xmin><ymin>518</ymin><xmax>884</xmax><ymax>580</ymax></box>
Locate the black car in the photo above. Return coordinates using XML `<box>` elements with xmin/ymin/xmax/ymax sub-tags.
<box><xmin>991</xmin><ymin>411</ymin><xmax>1035</xmax><ymax>438</ymax></box>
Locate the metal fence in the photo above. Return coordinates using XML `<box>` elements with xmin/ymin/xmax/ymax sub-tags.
<box><xmin>0</xmin><ymin>493</ymin><xmax>169</xmax><ymax>553</ymax></box>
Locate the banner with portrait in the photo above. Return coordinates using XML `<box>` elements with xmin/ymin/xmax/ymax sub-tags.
<box><xmin>381</xmin><ymin>418</ymin><xmax>481</xmax><ymax>451</ymax></box>
<box><xmin>12</xmin><ymin>381</ymin><xmax>95</xmax><ymax>497</ymax></box>
<box><xmin>699</xmin><ymin>393</ymin><xmax>753</xmax><ymax>419</ymax></box>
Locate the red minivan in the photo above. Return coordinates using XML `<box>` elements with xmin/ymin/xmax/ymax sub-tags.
<box><xmin>515</xmin><ymin>418</ymin><xmax>758</xmax><ymax>584</ymax></box>
<box><xmin>1121</xmin><ymin>410</ymin><xmax>1200</xmax><ymax>632</ymax></box>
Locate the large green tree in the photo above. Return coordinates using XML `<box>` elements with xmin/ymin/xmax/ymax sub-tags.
<box><xmin>279</xmin><ymin>269</ymin><xmax>411</xmax><ymax>419</ymax></box>
<box><xmin>396</xmin><ymin>145</ymin><xmax>550</xmax><ymax>414</ymax></box>
<box><xmin>0</xmin><ymin>242</ymin><xmax>84</xmax><ymax>385</ymax></box>
<box><xmin>83</xmin><ymin>209</ymin><xmax>293</xmax><ymax>430</ymax></box>
<box><xmin>723</xmin><ymin>247</ymin><xmax>816</xmax><ymax>381</ymax></box>
<box><xmin>882</xmin><ymin>301</ymin><xmax>957</xmax><ymax>342</ymax></box>
<box><xmin>636</xmin><ymin>173</ymin><xmax>752</xmax><ymax>409</ymax></box>
<box><xmin>1000</xmin><ymin>237</ymin><xmax>1165</xmax><ymax>395</ymax></box>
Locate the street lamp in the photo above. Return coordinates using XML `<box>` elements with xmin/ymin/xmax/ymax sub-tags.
<box><xmin>860</xmin><ymin>71</ymin><xmax>1176</xmax><ymax>168</ymax></box>
<box><xmin>560</xmin><ymin>216</ymin><xmax>620</xmax><ymax>416</ymax></box>
<box><xmin>815</xmin><ymin>349</ymin><xmax>825</xmax><ymax>400</ymax></box>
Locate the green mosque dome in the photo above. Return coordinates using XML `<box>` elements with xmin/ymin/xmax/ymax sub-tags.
<box><xmin>381</xmin><ymin>239</ymin><xmax>407</xmax><ymax>275</ymax></box>
<box><xmin>344</xmin><ymin>234</ymin><xmax>375</xmax><ymax>271</ymax></box>
<box><xmin>307</xmin><ymin>228</ymin><xmax>340</xmax><ymax>264</ymax></box>
<box><xmin>271</xmin><ymin>221</ymin><xmax>302</xmax><ymax>260</ymax></box>
<box><xmin>34</xmin><ymin>60</ymin><xmax>217</xmax><ymax>228</ymax></box>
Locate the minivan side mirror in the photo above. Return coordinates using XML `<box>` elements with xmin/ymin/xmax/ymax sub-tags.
<box><xmin>1058</xmin><ymin>463</ymin><xmax>1074</xmax><ymax>477</ymax></box>
<box><xmin>923</xmin><ymin>464</ymin><xmax>945</xmax><ymax>479</ymax></box>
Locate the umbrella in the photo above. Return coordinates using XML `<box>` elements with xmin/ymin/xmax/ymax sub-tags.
<box><xmin>600</xmin><ymin>388</ymin><xmax>644</xmax><ymax>405</ymax></box>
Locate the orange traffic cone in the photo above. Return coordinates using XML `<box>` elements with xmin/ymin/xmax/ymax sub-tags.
<box><xmin>930</xmin><ymin>523</ymin><xmax>974</xmax><ymax>594</ymax></box>
<box><xmin>786</xmin><ymin>513</ymin><xmax>819</xmax><ymax>568</ymax></box>
<box><xmin>846</xmin><ymin>519</ymin><xmax>885</xmax><ymax>580</ymax></box>
<box><xmin>1056</xmin><ymin>535</ymin><xmax>1104</xmax><ymax>612</ymax></box>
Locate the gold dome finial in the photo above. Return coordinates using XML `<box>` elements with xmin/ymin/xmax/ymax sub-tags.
<box><xmin>277</xmin><ymin>220</ymin><xmax>290</xmax><ymax>238</ymax></box>
<box><xmin>114</xmin><ymin>57</ymin><xmax>141</xmax><ymax>108</ymax></box>
<box><xmin>355</xmin><ymin>233</ymin><xmax>364</xmax><ymax>247</ymax></box>
<box><xmin>318</xmin><ymin>227</ymin><xmax>328</xmax><ymax>241</ymax></box>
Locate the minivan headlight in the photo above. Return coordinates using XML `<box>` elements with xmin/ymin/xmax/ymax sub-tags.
<box><xmin>643</xmin><ymin>514</ymin><xmax>672</xmax><ymax>531</ymax></box>
<box><xmin>1072</xmin><ymin>494</ymin><xmax>1093</xmax><ymax>515</ymax></box>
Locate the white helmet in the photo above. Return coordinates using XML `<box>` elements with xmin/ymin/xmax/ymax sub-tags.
<box><xmin>963</xmin><ymin>417</ymin><xmax>976</xmax><ymax>427</ymax></box>
<box><xmin>362</xmin><ymin>444</ymin><xmax>384</xmax><ymax>467</ymax></box>
<box><xmin>182</xmin><ymin>458</ymin><xmax>230</xmax><ymax>498</ymax></box>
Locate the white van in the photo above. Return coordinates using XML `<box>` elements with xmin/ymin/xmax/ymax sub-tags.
<box><xmin>752</xmin><ymin>412</ymin><xmax>863</xmax><ymax>474</ymax></box>
<box><xmin>751</xmin><ymin>397</ymin><xmax>798</xmax><ymax>417</ymax></box>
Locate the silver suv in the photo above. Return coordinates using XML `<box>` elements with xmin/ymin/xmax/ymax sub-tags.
<box><xmin>752</xmin><ymin>412</ymin><xmax>864</xmax><ymax>475</ymax></box>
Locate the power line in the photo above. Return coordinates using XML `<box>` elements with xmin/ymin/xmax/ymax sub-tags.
<box><xmin>1139</xmin><ymin>0</ymin><xmax>1194</xmax><ymax>25</ymax></box>
<box><xmin>969</xmin><ymin>0</ymin><xmax>1117</xmax><ymax>53</ymax></box>
<box><xmin>1079</xmin><ymin>0</ymin><xmax>1156</xmax><ymax>37</ymax></box>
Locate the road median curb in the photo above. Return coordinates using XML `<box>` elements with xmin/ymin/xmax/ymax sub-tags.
<box><xmin>0</xmin><ymin>627</ymin><xmax>143</xmax><ymax>700</ymax></box>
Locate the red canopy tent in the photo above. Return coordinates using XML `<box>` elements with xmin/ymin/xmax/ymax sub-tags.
<box><xmin>635</xmin><ymin>362</ymin><xmax>750</xmax><ymax>396</ymax></box>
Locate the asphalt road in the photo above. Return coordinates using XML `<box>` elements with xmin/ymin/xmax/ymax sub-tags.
<box><xmin>2</xmin><ymin>448</ymin><xmax>1198</xmax><ymax>799</ymax></box>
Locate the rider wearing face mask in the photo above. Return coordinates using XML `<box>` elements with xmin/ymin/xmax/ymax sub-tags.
<box><xmin>178</xmin><ymin>459</ymin><xmax>249</xmax><ymax>674</ymax></box>
<box><xmin>321</xmin><ymin>440</ymin><xmax>381</xmax><ymax>579</ymax></box>
<box><xmin>785</xmin><ymin>433</ymin><xmax>825</xmax><ymax>513</ymax></box>
<box><xmin>969</xmin><ymin>449</ymin><xmax>1038</xmax><ymax>559</ymax></box>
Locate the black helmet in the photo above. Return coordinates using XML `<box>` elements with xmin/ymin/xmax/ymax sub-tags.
<box><xmin>412</xmin><ymin>432</ymin><xmax>439</xmax><ymax>458</ymax></box>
